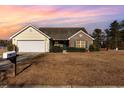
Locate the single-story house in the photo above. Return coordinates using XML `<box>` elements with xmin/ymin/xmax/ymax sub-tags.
<box><xmin>10</xmin><ymin>24</ymin><xmax>94</xmax><ymax>52</ymax></box>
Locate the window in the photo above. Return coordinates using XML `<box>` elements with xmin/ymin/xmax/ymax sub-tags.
<box><xmin>54</xmin><ymin>41</ymin><xmax>63</xmax><ymax>47</ymax></box>
<box><xmin>76</xmin><ymin>40</ymin><xmax>86</xmax><ymax>48</ymax></box>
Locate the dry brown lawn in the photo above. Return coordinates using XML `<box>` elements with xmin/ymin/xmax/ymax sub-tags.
<box><xmin>4</xmin><ymin>51</ymin><xmax>124</xmax><ymax>87</ymax></box>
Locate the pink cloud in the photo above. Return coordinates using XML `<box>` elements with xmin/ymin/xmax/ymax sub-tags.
<box><xmin>0</xmin><ymin>5</ymin><xmax>123</xmax><ymax>39</ymax></box>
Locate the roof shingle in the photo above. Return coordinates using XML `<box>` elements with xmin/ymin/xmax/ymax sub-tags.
<box><xmin>39</xmin><ymin>27</ymin><xmax>87</xmax><ymax>40</ymax></box>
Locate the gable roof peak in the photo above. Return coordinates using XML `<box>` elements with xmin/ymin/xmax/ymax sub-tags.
<box><xmin>23</xmin><ymin>24</ymin><xmax>39</xmax><ymax>29</ymax></box>
<box><xmin>9</xmin><ymin>24</ymin><xmax>50</xmax><ymax>39</ymax></box>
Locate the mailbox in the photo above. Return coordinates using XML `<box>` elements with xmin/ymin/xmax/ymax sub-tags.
<box><xmin>3</xmin><ymin>51</ymin><xmax>16</xmax><ymax>59</ymax></box>
<box><xmin>2</xmin><ymin>51</ymin><xmax>17</xmax><ymax>76</ymax></box>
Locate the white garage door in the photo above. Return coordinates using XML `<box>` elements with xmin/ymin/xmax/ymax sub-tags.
<box><xmin>17</xmin><ymin>40</ymin><xmax>45</xmax><ymax>52</ymax></box>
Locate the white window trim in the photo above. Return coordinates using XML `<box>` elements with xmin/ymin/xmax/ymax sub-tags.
<box><xmin>76</xmin><ymin>40</ymin><xmax>86</xmax><ymax>48</ymax></box>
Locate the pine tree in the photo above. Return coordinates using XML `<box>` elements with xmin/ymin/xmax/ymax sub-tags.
<box><xmin>109</xmin><ymin>20</ymin><xmax>120</xmax><ymax>50</ymax></box>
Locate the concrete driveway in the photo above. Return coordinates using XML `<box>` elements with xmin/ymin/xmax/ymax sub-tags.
<box><xmin>0</xmin><ymin>53</ymin><xmax>41</xmax><ymax>71</ymax></box>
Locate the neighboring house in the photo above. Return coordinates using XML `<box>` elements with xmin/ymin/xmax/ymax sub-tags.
<box><xmin>10</xmin><ymin>25</ymin><xmax>94</xmax><ymax>52</ymax></box>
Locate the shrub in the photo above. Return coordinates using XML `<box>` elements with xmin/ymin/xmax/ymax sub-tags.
<box><xmin>67</xmin><ymin>47</ymin><xmax>86</xmax><ymax>52</ymax></box>
<box><xmin>50</xmin><ymin>46</ymin><xmax>63</xmax><ymax>52</ymax></box>
<box><xmin>89</xmin><ymin>44</ymin><xmax>95</xmax><ymax>52</ymax></box>
<box><xmin>7</xmin><ymin>44</ymin><xmax>14</xmax><ymax>51</ymax></box>
<box><xmin>89</xmin><ymin>44</ymin><xmax>100</xmax><ymax>52</ymax></box>
<box><xmin>118</xmin><ymin>42</ymin><xmax>124</xmax><ymax>50</ymax></box>
<box><xmin>95</xmin><ymin>47</ymin><xmax>100</xmax><ymax>51</ymax></box>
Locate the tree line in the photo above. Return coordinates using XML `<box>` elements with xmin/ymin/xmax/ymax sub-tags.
<box><xmin>92</xmin><ymin>20</ymin><xmax>124</xmax><ymax>51</ymax></box>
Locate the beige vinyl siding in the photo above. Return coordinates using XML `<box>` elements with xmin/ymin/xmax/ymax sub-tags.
<box><xmin>69</xmin><ymin>31</ymin><xmax>93</xmax><ymax>49</ymax></box>
<box><xmin>12</xmin><ymin>26</ymin><xmax>50</xmax><ymax>52</ymax></box>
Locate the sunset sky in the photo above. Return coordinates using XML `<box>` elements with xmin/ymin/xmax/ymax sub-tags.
<box><xmin>0</xmin><ymin>5</ymin><xmax>124</xmax><ymax>39</ymax></box>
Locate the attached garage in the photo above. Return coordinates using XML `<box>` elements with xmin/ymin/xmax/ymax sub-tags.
<box><xmin>17</xmin><ymin>40</ymin><xmax>45</xmax><ymax>52</ymax></box>
<box><xmin>10</xmin><ymin>25</ymin><xmax>50</xmax><ymax>53</ymax></box>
